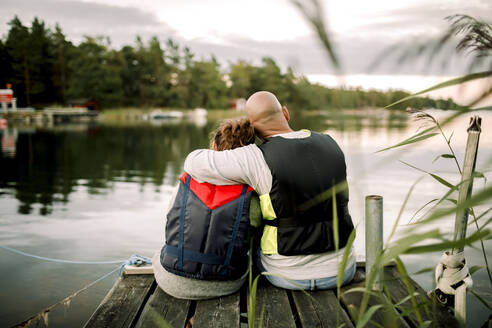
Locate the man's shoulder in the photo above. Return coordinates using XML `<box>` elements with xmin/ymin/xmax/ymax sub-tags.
<box><xmin>271</xmin><ymin>129</ymin><xmax>334</xmax><ymax>140</ymax></box>
<box><xmin>274</xmin><ymin>129</ymin><xmax>311</xmax><ymax>139</ymax></box>
<box><xmin>260</xmin><ymin>130</ymin><xmax>341</xmax><ymax>154</ymax></box>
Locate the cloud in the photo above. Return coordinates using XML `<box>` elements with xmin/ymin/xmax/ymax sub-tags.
<box><xmin>185</xmin><ymin>30</ymin><xmax>473</xmax><ymax>77</ymax></box>
<box><xmin>0</xmin><ymin>0</ymin><xmax>176</xmax><ymax>45</ymax></box>
<box><xmin>183</xmin><ymin>0</ymin><xmax>490</xmax><ymax>76</ymax></box>
<box><xmin>0</xmin><ymin>0</ymin><xmax>485</xmax><ymax>76</ymax></box>
<box><xmin>352</xmin><ymin>0</ymin><xmax>492</xmax><ymax>38</ymax></box>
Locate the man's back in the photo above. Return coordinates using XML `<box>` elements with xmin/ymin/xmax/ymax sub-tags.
<box><xmin>258</xmin><ymin>131</ymin><xmax>354</xmax><ymax>256</ymax></box>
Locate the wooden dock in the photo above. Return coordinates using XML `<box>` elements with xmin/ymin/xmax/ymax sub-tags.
<box><xmin>3</xmin><ymin>108</ymin><xmax>98</xmax><ymax>124</ymax></box>
<box><xmin>84</xmin><ymin>264</ymin><xmax>459</xmax><ymax>328</ymax></box>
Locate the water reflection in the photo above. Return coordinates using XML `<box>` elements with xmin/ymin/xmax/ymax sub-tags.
<box><xmin>290</xmin><ymin>108</ymin><xmax>409</xmax><ymax>133</ymax></box>
<box><xmin>0</xmin><ymin>110</ymin><xmax>410</xmax><ymax>217</ymax></box>
<box><xmin>1</xmin><ymin>127</ymin><xmax>18</xmax><ymax>158</ymax></box>
<box><xmin>0</xmin><ymin>121</ymin><xmax>215</xmax><ymax>216</ymax></box>
<box><xmin>0</xmin><ymin>109</ymin><xmax>491</xmax><ymax>328</ymax></box>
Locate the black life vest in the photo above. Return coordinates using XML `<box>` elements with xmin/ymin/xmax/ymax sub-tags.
<box><xmin>259</xmin><ymin>131</ymin><xmax>354</xmax><ymax>256</ymax></box>
<box><xmin>161</xmin><ymin>173</ymin><xmax>254</xmax><ymax>280</ymax></box>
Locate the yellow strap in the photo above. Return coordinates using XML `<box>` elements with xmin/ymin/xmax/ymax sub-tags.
<box><xmin>259</xmin><ymin>194</ymin><xmax>278</xmax><ymax>254</ymax></box>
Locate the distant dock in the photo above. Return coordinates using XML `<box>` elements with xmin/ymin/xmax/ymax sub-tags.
<box><xmin>1</xmin><ymin>108</ymin><xmax>99</xmax><ymax>125</ymax></box>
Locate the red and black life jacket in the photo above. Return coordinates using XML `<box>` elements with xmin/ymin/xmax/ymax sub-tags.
<box><xmin>161</xmin><ymin>173</ymin><xmax>254</xmax><ymax>280</ymax></box>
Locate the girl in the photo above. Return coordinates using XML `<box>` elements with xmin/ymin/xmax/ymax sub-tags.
<box><xmin>153</xmin><ymin>118</ymin><xmax>261</xmax><ymax>299</ymax></box>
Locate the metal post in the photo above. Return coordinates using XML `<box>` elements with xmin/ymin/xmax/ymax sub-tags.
<box><xmin>452</xmin><ymin>116</ymin><xmax>481</xmax><ymax>253</ymax></box>
<box><xmin>365</xmin><ymin>195</ymin><xmax>383</xmax><ymax>291</ymax></box>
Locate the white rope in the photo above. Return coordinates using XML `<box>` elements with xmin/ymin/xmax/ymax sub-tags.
<box><xmin>435</xmin><ymin>251</ymin><xmax>473</xmax><ymax>295</ymax></box>
<box><xmin>0</xmin><ymin>245</ymin><xmax>151</xmax><ymax>266</ymax></box>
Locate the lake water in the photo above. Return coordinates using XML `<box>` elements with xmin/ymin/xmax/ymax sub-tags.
<box><xmin>0</xmin><ymin>109</ymin><xmax>491</xmax><ymax>327</ymax></box>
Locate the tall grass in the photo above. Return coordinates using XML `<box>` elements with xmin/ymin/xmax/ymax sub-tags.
<box><xmin>244</xmin><ymin>2</ymin><xmax>492</xmax><ymax>327</ymax></box>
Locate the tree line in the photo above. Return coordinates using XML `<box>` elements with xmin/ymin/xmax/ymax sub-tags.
<box><xmin>0</xmin><ymin>16</ymin><xmax>463</xmax><ymax>110</ymax></box>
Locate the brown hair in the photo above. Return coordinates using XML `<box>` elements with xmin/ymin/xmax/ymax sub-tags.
<box><xmin>212</xmin><ymin>118</ymin><xmax>255</xmax><ymax>151</ymax></box>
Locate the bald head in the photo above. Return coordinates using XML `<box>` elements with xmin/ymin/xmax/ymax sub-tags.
<box><xmin>245</xmin><ymin>91</ymin><xmax>292</xmax><ymax>138</ymax></box>
<box><xmin>245</xmin><ymin>91</ymin><xmax>283</xmax><ymax>121</ymax></box>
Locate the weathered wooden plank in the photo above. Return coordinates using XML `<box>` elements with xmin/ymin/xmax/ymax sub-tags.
<box><xmin>383</xmin><ymin>266</ymin><xmax>460</xmax><ymax>328</ymax></box>
<box><xmin>248</xmin><ymin>279</ymin><xmax>296</xmax><ymax>328</ymax></box>
<box><xmin>193</xmin><ymin>293</ymin><xmax>240</xmax><ymax>328</ymax></box>
<box><xmin>134</xmin><ymin>287</ymin><xmax>191</xmax><ymax>328</ymax></box>
<box><xmin>124</xmin><ymin>264</ymin><xmax>153</xmax><ymax>275</ymax></box>
<box><xmin>292</xmin><ymin>289</ymin><xmax>354</xmax><ymax>328</ymax></box>
<box><xmin>84</xmin><ymin>274</ymin><xmax>155</xmax><ymax>328</ymax></box>
<box><xmin>340</xmin><ymin>280</ymin><xmax>410</xmax><ymax>328</ymax></box>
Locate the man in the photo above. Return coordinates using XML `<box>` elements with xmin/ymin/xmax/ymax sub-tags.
<box><xmin>184</xmin><ymin>91</ymin><xmax>356</xmax><ymax>290</ymax></box>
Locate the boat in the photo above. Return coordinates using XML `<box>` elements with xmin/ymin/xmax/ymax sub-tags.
<box><xmin>144</xmin><ymin>110</ymin><xmax>184</xmax><ymax>120</ymax></box>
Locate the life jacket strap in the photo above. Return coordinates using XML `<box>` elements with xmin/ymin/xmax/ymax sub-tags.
<box><xmin>221</xmin><ymin>184</ymin><xmax>248</xmax><ymax>274</ymax></box>
<box><xmin>177</xmin><ymin>174</ymin><xmax>192</xmax><ymax>271</ymax></box>
<box><xmin>263</xmin><ymin>216</ymin><xmax>333</xmax><ymax>228</ymax></box>
<box><xmin>164</xmin><ymin>245</ymin><xmax>226</xmax><ymax>265</ymax></box>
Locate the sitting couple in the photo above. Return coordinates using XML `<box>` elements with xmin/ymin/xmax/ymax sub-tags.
<box><xmin>153</xmin><ymin>91</ymin><xmax>356</xmax><ymax>299</ymax></box>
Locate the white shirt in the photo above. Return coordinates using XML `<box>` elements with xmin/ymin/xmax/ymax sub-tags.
<box><xmin>184</xmin><ymin>130</ymin><xmax>356</xmax><ymax>279</ymax></box>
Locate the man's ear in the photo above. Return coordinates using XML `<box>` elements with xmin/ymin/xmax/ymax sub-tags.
<box><xmin>282</xmin><ymin>106</ymin><xmax>290</xmax><ymax>122</ymax></box>
<box><xmin>212</xmin><ymin>140</ymin><xmax>218</xmax><ymax>150</ymax></box>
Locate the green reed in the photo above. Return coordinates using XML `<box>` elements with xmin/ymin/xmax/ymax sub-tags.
<box><xmin>283</xmin><ymin>2</ymin><xmax>492</xmax><ymax>326</ymax></box>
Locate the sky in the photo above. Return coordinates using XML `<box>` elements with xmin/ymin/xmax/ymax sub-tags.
<box><xmin>0</xmin><ymin>0</ymin><xmax>491</xmax><ymax>100</ymax></box>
